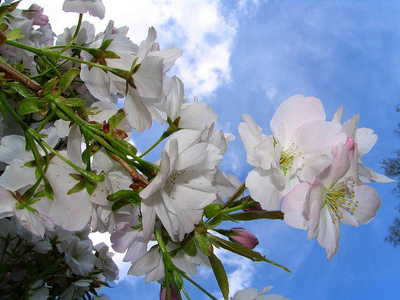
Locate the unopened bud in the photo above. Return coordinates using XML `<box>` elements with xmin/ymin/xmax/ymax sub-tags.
<box><xmin>160</xmin><ymin>285</ymin><xmax>180</xmax><ymax>300</ymax></box>
<box><xmin>229</xmin><ymin>227</ymin><xmax>259</xmax><ymax>249</ymax></box>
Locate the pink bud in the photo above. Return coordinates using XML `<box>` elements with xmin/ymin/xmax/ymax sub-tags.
<box><xmin>345</xmin><ymin>137</ymin><xmax>356</xmax><ymax>151</ymax></box>
<box><xmin>160</xmin><ymin>285</ymin><xmax>180</xmax><ymax>300</ymax></box>
<box><xmin>229</xmin><ymin>228</ymin><xmax>259</xmax><ymax>249</ymax></box>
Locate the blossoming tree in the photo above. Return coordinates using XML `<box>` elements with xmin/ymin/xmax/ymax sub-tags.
<box><xmin>0</xmin><ymin>0</ymin><xmax>392</xmax><ymax>299</ymax></box>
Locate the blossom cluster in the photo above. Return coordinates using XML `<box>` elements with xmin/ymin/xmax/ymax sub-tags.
<box><xmin>0</xmin><ymin>0</ymin><xmax>391</xmax><ymax>299</ymax></box>
<box><xmin>0</xmin><ymin>217</ymin><xmax>117</xmax><ymax>299</ymax></box>
<box><xmin>239</xmin><ymin>95</ymin><xmax>391</xmax><ymax>259</ymax></box>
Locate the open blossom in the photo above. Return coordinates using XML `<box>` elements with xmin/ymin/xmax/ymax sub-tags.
<box><xmin>164</xmin><ymin>76</ymin><xmax>218</xmax><ymax>130</ymax></box>
<box><xmin>63</xmin><ymin>0</ymin><xmax>106</xmax><ymax>19</ymax></box>
<box><xmin>128</xmin><ymin>242</ymin><xmax>210</xmax><ymax>283</ymax></box>
<box><xmin>46</xmin><ymin>152</ymin><xmax>108</xmax><ymax>232</ymax></box>
<box><xmin>231</xmin><ymin>286</ymin><xmax>290</xmax><ymax>300</ymax></box>
<box><xmin>282</xmin><ymin>143</ymin><xmax>381</xmax><ymax>259</ymax></box>
<box><xmin>332</xmin><ymin>106</ymin><xmax>394</xmax><ymax>184</ymax></box>
<box><xmin>239</xmin><ymin>95</ymin><xmax>346</xmax><ymax>210</ymax></box>
<box><xmin>139</xmin><ymin>129</ymin><xmax>222</xmax><ymax>242</ymax></box>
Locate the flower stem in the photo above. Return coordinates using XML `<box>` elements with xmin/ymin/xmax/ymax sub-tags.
<box><xmin>221</xmin><ymin>183</ymin><xmax>246</xmax><ymax>209</ymax></box>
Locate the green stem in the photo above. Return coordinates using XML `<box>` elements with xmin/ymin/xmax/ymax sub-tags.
<box><xmin>221</xmin><ymin>183</ymin><xmax>246</xmax><ymax>209</ymax></box>
<box><xmin>6</xmin><ymin>40</ymin><xmax>42</xmax><ymax>56</ymax></box>
<box><xmin>155</xmin><ymin>229</ymin><xmax>171</xmax><ymax>300</ymax></box>
<box><xmin>178</xmin><ymin>271</ymin><xmax>217</xmax><ymax>300</ymax></box>
<box><xmin>61</xmin><ymin>14</ymin><xmax>83</xmax><ymax>53</ymax></box>
<box><xmin>139</xmin><ymin>129</ymin><xmax>174</xmax><ymax>158</ymax></box>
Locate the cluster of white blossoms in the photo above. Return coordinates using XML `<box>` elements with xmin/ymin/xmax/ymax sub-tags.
<box><xmin>239</xmin><ymin>95</ymin><xmax>392</xmax><ymax>259</ymax></box>
<box><xmin>0</xmin><ymin>0</ymin><xmax>391</xmax><ymax>299</ymax></box>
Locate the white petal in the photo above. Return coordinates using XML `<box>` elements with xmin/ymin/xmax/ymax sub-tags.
<box><xmin>0</xmin><ymin>185</ymin><xmax>16</xmax><ymax>218</ymax></box>
<box><xmin>0</xmin><ymin>160</ymin><xmax>37</xmax><ymax>191</ymax></box>
<box><xmin>270</xmin><ymin>95</ymin><xmax>326</xmax><ymax>147</ymax></box>
<box><xmin>63</xmin><ymin>0</ymin><xmax>105</xmax><ymax>19</ymax></box>
<box><xmin>124</xmin><ymin>87</ymin><xmax>152</xmax><ymax>132</ymax></box>
<box><xmin>281</xmin><ymin>182</ymin><xmax>309</xmax><ymax>230</ymax></box>
<box><xmin>245</xmin><ymin>168</ymin><xmax>284</xmax><ymax>210</ymax></box>
<box><xmin>341</xmin><ymin>184</ymin><xmax>381</xmax><ymax>226</ymax></box>
<box><xmin>135</xmin><ymin>56</ymin><xmax>163</xmax><ymax>99</ymax></box>
<box><xmin>317</xmin><ymin>205</ymin><xmax>340</xmax><ymax>260</ymax></box>
<box><xmin>0</xmin><ymin>135</ymin><xmax>33</xmax><ymax>164</ymax></box>
<box><xmin>179</xmin><ymin>102</ymin><xmax>218</xmax><ymax>130</ymax></box>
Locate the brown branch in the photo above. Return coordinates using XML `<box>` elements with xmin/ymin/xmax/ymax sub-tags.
<box><xmin>0</xmin><ymin>59</ymin><xmax>41</xmax><ymax>92</ymax></box>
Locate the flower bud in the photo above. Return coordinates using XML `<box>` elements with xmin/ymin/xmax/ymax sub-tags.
<box><xmin>160</xmin><ymin>285</ymin><xmax>180</xmax><ymax>300</ymax></box>
<box><xmin>345</xmin><ymin>137</ymin><xmax>356</xmax><ymax>151</ymax></box>
<box><xmin>229</xmin><ymin>228</ymin><xmax>259</xmax><ymax>249</ymax></box>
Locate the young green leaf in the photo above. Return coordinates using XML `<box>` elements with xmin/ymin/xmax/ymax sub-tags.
<box><xmin>209</xmin><ymin>254</ymin><xmax>229</xmax><ymax>300</ymax></box>
<box><xmin>212</xmin><ymin>235</ymin><xmax>290</xmax><ymax>273</ymax></box>
<box><xmin>55</xmin><ymin>96</ymin><xmax>85</xmax><ymax>107</ymax></box>
<box><xmin>16</xmin><ymin>98</ymin><xmax>48</xmax><ymax>115</ymax></box>
<box><xmin>5</xmin><ymin>28</ymin><xmax>24</xmax><ymax>40</ymax></box>
<box><xmin>58</xmin><ymin>68</ymin><xmax>80</xmax><ymax>94</ymax></box>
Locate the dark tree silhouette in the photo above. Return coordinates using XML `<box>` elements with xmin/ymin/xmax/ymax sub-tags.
<box><xmin>382</xmin><ymin>106</ymin><xmax>400</xmax><ymax>247</ymax></box>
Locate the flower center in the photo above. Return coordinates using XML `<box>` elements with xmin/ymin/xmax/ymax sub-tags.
<box><xmin>280</xmin><ymin>143</ymin><xmax>300</xmax><ymax>176</ymax></box>
<box><xmin>164</xmin><ymin>169</ymin><xmax>186</xmax><ymax>195</ymax></box>
<box><xmin>324</xmin><ymin>178</ymin><xmax>359</xmax><ymax>222</ymax></box>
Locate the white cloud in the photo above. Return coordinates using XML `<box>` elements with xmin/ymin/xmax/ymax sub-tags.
<box><xmin>215</xmin><ymin>248</ymin><xmax>256</xmax><ymax>298</ymax></box>
<box><xmin>20</xmin><ymin>0</ymin><xmax>242</xmax><ymax>99</ymax></box>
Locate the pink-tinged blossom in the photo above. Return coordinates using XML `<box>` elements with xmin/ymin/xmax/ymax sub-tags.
<box><xmin>239</xmin><ymin>95</ymin><xmax>346</xmax><ymax>210</ymax></box>
<box><xmin>63</xmin><ymin>0</ymin><xmax>106</xmax><ymax>19</ymax></box>
<box><xmin>332</xmin><ymin>106</ymin><xmax>394</xmax><ymax>183</ymax></box>
<box><xmin>139</xmin><ymin>129</ymin><xmax>221</xmax><ymax>242</ymax></box>
<box><xmin>231</xmin><ymin>286</ymin><xmax>290</xmax><ymax>300</ymax></box>
<box><xmin>282</xmin><ymin>143</ymin><xmax>381</xmax><ymax>260</ymax></box>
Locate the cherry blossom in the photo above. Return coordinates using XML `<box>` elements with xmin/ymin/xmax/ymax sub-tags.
<box><xmin>282</xmin><ymin>143</ymin><xmax>381</xmax><ymax>259</ymax></box>
<box><xmin>63</xmin><ymin>0</ymin><xmax>106</xmax><ymax>19</ymax></box>
<box><xmin>239</xmin><ymin>95</ymin><xmax>347</xmax><ymax>210</ymax></box>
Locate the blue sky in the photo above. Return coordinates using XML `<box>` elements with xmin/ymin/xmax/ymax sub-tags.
<box><xmin>22</xmin><ymin>0</ymin><xmax>400</xmax><ymax>299</ymax></box>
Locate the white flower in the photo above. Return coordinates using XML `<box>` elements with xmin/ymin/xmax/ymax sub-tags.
<box><xmin>139</xmin><ymin>129</ymin><xmax>221</xmax><ymax>242</ymax></box>
<box><xmin>164</xmin><ymin>76</ymin><xmax>218</xmax><ymax>130</ymax></box>
<box><xmin>239</xmin><ymin>95</ymin><xmax>346</xmax><ymax>210</ymax></box>
<box><xmin>47</xmin><ymin>153</ymin><xmax>108</xmax><ymax>231</ymax></box>
<box><xmin>128</xmin><ymin>242</ymin><xmax>210</xmax><ymax>283</ymax></box>
<box><xmin>332</xmin><ymin>106</ymin><xmax>394</xmax><ymax>183</ymax></box>
<box><xmin>63</xmin><ymin>0</ymin><xmax>106</xmax><ymax>19</ymax></box>
<box><xmin>282</xmin><ymin>143</ymin><xmax>381</xmax><ymax>260</ymax></box>
<box><xmin>231</xmin><ymin>286</ymin><xmax>290</xmax><ymax>300</ymax></box>
<box><xmin>62</xmin><ymin>235</ymin><xmax>96</xmax><ymax>276</ymax></box>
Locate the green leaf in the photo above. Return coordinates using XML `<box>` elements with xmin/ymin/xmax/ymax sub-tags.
<box><xmin>212</xmin><ymin>235</ymin><xmax>290</xmax><ymax>273</ymax></box>
<box><xmin>206</xmin><ymin>214</ymin><xmax>224</xmax><ymax>229</ymax></box>
<box><xmin>111</xmin><ymin>199</ymin><xmax>132</xmax><ymax>211</ymax></box>
<box><xmin>42</xmin><ymin>77</ymin><xmax>58</xmax><ymax>95</ymax></box>
<box><xmin>228</xmin><ymin>210</ymin><xmax>284</xmax><ymax>221</ymax></box>
<box><xmin>107</xmin><ymin>189</ymin><xmax>141</xmax><ymax>205</ymax></box>
<box><xmin>108</xmin><ymin>109</ymin><xmax>126</xmax><ymax>131</ymax></box>
<box><xmin>99</xmin><ymin>38</ymin><xmax>114</xmax><ymax>50</ymax></box>
<box><xmin>0</xmin><ymin>1</ymin><xmax>20</xmax><ymax>21</ymax></box>
<box><xmin>182</xmin><ymin>236</ymin><xmax>197</xmax><ymax>257</ymax></box>
<box><xmin>5</xmin><ymin>28</ymin><xmax>24</xmax><ymax>40</ymax></box>
<box><xmin>58</xmin><ymin>68</ymin><xmax>80</xmax><ymax>94</ymax></box>
<box><xmin>193</xmin><ymin>230</ymin><xmax>213</xmax><ymax>257</ymax></box>
<box><xmin>0</xmin><ymin>22</ymin><xmax>8</xmax><ymax>32</ymax></box>
<box><xmin>4</xmin><ymin>82</ymin><xmax>35</xmax><ymax>98</ymax></box>
<box><xmin>209</xmin><ymin>254</ymin><xmax>229</xmax><ymax>300</ymax></box>
<box><xmin>67</xmin><ymin>180</ymin><xmax>86</xmax><ymax>195</ymax></box>
<box><xmin>16</xmin><ymin>98</ymin><xmax>48</xmax><ymax>115</ymax></box>
<box><xmin>55</xmin><ymin>96</ymin><xmax>85</xmax><ymax>107</ymax></box>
